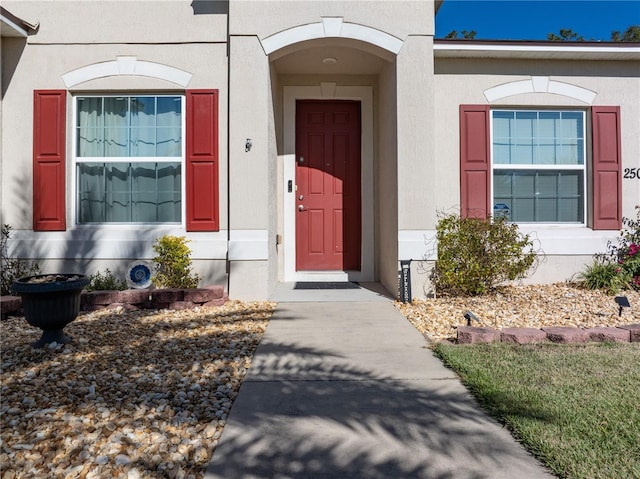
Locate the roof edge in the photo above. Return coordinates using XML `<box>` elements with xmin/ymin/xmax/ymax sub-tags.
<box><xmin>1</xmin><ymin>6</ymin><xmax>39</xmax><ymax>37</ymax></box>
<box><xmin>434</xmin><ymin>38</ymin><xmax>640</xmax><ymax>60</ymax></box>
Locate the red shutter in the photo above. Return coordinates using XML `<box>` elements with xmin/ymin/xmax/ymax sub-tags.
<box><xmin>33</xmin><ymin>90</ymin><xmax>67</xmax><ymax>231</ymax></box>
<box><xmin>186</xmin><ymin>90</ymin><xmax>219</xmax><ymax>231</ymax></box>
<box><xmin>592</xmin><ymin>107</ymin><xmax>622</xmax><ymax>230</ymax></box>
<box><xmin>460</xmin><ymin>105</ymin><xmax>491</xmax><ymax>219</ymax></box>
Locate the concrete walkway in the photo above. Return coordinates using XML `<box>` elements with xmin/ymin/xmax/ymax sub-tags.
<box><xmin>206</xmin><ymin>284</ymin><xmax>555</xmax><ymax>479</ymax></box>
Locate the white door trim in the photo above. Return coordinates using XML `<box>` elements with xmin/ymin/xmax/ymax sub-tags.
<box><xmin>283</xmin><ymin>85</ymin><xmax>374</xmax><ymax>282</ymax></box>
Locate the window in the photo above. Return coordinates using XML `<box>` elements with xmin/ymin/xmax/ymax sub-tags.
<box><xmin>491</xmin><ymin>110</ymin><xmax>586</xmax><ymax>223</ymax></box>
<box><xmin>75</xmin><ymin>95</ymin><xmax>183</xmax><ymax>224</ymax></box>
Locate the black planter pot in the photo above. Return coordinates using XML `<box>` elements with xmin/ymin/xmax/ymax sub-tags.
<box><xmin>12</xmin><ymin>274</ymin><xmax>90</xmax><ymax>348</ymax></box>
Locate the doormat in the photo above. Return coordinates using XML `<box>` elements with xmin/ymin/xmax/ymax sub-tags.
<box><xmin>294</xmin><ymin>282</ymin><xmax>360</xmax><ymax>290</ymax></box>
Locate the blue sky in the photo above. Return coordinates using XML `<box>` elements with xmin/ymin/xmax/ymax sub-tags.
<box><xmin>436</xmin><ymin>0</ymin><xmax>640</xmax><ymax>41</ymax></box>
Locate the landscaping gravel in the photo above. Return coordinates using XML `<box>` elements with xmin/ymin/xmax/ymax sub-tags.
<box><xmin>2</xmin><ymin>283</ymin><xmax>639</xmax><ymax>478</ymax></box>
<box><xmin>1</xmin><ymin>301</ymin><xmax>275</xmax><ymax>479</ymax></box>
<box><xmin>398</xmin><ymin>283</ymin><xmax>640</xmax><ymax>342</ymax></box>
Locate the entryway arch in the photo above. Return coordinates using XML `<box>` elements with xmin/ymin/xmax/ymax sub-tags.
<box><xmin>266</xmin><ymin>35</ymin><xmax>397</xmax><ymax>284</ymax></box>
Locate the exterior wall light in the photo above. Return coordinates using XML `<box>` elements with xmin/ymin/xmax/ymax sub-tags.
<box><xmin>245</xmin><ymin>138</ymin><xmax>252</xmax><ymax>152</ymax></box>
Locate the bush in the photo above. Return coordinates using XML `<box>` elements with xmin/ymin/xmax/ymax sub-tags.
<box><xmin>152</xmin><ymin>235</ymin><xmax>200</xmax><ymax>288</ymax></box>
<box><xmin>1</xmin><ymin>224</ymin><xmax>40</xmax><ymax>296</ymax></box>
<box><xmin>433</xmin><ymin>213</ymin><xmax>536</xmax><ymax>296</ymax></box>
<box><xmin>580</xmin><ymin>205</ymin><xmax>640</xmax><ymax>293</ymax></box>
<box><xmin>86</xmin><ymin>269</ymin><xmax>127</xmax><ymax>292</ymax></box>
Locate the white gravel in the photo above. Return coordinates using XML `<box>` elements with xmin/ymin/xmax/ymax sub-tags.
<box><xmin>3</xmin><ymin>283</ymin><xmax>639</xmax><ymax>478</ymax></box>
<box><xmin>1</xmin><ymin>301</ymin><xmax>275</xmax><ymax>479</ymax></box>
<box><xmin>397</xmin><ymin>283</ymin><xmax>640</xmax><ymax>342</ymax></box>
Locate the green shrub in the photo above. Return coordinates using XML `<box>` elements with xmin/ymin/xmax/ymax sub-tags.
<box><xmin>433</xmin><ymin>213</ymin><xmax>536</xmax><ymax>296</ymax></box>
<box><xmin>86</xmin><ymin>269</ymin><xmax>127</xmax><ymax>292</ymax></box>
<box><xmin>580</xmin><ymin>205</ymin><xmax>640</xmax><ymax>292</ymax></box>
<box><xmin>152</xmin><ymin>235</ymin><xmax>200</xmax><ymax>288</ymax></box>
<box><xmin>1</xmin><ymin>224</ymin><xmax>40</xmax><ymax>295</ymax></box>
<box><xmin>578</xmin><ymin>257</ymin><xmax>630</xmax><ymax>294</ymax></box>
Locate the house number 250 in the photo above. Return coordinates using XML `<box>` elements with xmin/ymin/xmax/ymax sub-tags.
<box><xmin>624</xmin><ymin>168</ymin><xmax>640</xmax><ymax>179</ymax></box>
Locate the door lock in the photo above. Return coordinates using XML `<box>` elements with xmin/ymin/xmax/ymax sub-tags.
<box><xmin>298</xmin><ymin>195</ymin><xmax>304</xmax><ymax>200</ymax></box>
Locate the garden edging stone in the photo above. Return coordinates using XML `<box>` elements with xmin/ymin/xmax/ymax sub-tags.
<box><xmin>457</xmin><ymin>324</ymin><xmax>640</xmax><ymax>344</ymax></box>
<box><xmin>1</xmin><ymin>286</ymin><xmax>228</xmax><ymax>318</ymax></box>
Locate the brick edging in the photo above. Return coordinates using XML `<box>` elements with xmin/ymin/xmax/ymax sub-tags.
<box><xmin>456</xmin><ymin>324</ymin><xmax>640</xmax><ymax>344</ymax></box>
<box><xmin>1</xmin><ymin>286</ymin><xmax>228</xmax><ymax>319</ymax></box>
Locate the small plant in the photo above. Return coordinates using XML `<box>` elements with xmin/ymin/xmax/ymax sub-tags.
<box><xmin>1</xmin><ymin>224</ymin><xmax>40</xmax><ymax>295</ymax></box>
<box><xmin>432</xmin><ymin>213</ymin><xmax>536</xmax><ymax>296</ymax></box>
<box><xmin>152</xmin><ymin>235</ymin><xmax>200</xmax><ymax>288</ymax></box>
<box><xmin>86</xmin><ymin>269</ymin><xmax>127</xmax><ymax>292</ymax></box>
<box><xmin>580</xmin><ymin>205</ymin><xmax>640</xmax><ymax>293</ymax></box>
<box><xmin>578</xmin><ymin>256</ymin><xmax>630</xmax><ymax>294</ymax></box>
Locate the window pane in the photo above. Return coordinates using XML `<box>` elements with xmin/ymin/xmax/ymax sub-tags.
<box><xmin>77</xmin><ymin>163</ymin><xmax>105</xmax><ymax>223</ymax></box>
<box><xmin>76</xmin><ymin>162</ymin><xmax>181</xmax><ymax>223</ymax></box>
<box><xmin>493</xmin><ymin>169</ymin><xmax>583</xmax><ymax>223</ymax></box>
<box><xmin>77</xmin><ymin>96</ymin><xmax>183</xmax><ymax>158</ymax></box>
<box><xmin>559</xmin><ymin>172</ymin><xmax>579</xmax><ymax>196</ymax></box>
<box><xmin>105</xmin><ymin>164</ymin><xmax>131</xmax><ymax>222</ymax></box>
<box><xmin>492</xmin><ymin>110</ymin><xmax>585</xmax><ymax>224</ymax></box>
<box><xmin>77</xmin><ymin>98</ymin><xmax>104</xmax><ymax>157</ymax></box>
<box><xmin>130</xmin><ymin>97</ymin><xmax>156</xmax><ymax>127</ymax></box>
<box><xmin>560</xmin><ymin>112</ymin><xmax>583</xmax><ymax>140</ymax></box>
<box><xmin>512</xmin><ymin>198</ymin><xmax>535</xmax><ymax>222</ymax></box>
<box><xmin>131</xmin><ymin>127</ymin><xmax>156</xmax><ymax>156</ymax></box>
<box><xmin>559</xmin><ymin>198</ymin><xmax>581</xmax><ymax>222</ymax></box>
<box><xmin>513</xmin><ymin>172</ymin><xmax>535</xmax><ymax>195</ymax></box>
<box><xmin>515</xmin><ymin>111</ymin><xmax>537</xmax><ymax>139</ymax></box>
<box><xmin>156</xmin><ymin>127</ymin><xmax>182</xmax><ymax>156</ymax></box>
<box><xmin>513</xmin><ymin>141</ymin><xmax>534</xmax><ymax>164</ymax></box>
<box><xmin>157</xmin><ymin>97</ymin><xmax>182</xmax><ymax>127</ymax></box>
<box><xmin>536</xmin><ymin>172</ymin><xmax>557</xmax><ymax>197</ymax></box>
<box><xmin>537</xmin><ymin>198</ymin><xmax>558</xmax><ymax>222</ymax></box>
<box><xmin>75</xmin><ymin>95</ymin><xmax>184</xmax><ymax>224</ymax></box>
<box><xmin>104</xmin><ymin>127</ymin><xmax>129</xmax><ymax>157</ymax></box>
<box><xmin>538</xmin><ymin>111</ymin><xmax>559</xmax><ymax>137</ymax></box>
<box><xmin>493</xmin><ymin>172</ymin><xmax>512</xmax><ymax>197</ymax></box>
<box><xmin>157</xmin><ymin>164</ymin><xmax>182</xmax><ymax>222</ymax></box>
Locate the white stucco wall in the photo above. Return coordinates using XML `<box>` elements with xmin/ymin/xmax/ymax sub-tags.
<box><xmin>432</xmin><ymin>56</ymin><xmax>640</xmax><ymax>285</ymax></box>
<box><xmin>1</xmin><ymin>2</ymin><xmax>230</xmax><ymax>288</ymax></box>
<box><xmin>229</xmin><ymin>0</ymin><xmax>434</xmax><ymax>40</ymax></box>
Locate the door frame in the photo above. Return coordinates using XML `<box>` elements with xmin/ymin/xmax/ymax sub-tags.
<box><xmin>283</xmin><ymin>85</ymin><xmax>374</xmax><ymax>282</ymax></box>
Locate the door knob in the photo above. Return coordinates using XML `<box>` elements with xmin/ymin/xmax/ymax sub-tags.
<box><xmin>298</xmin><ymin>205</ymin><xmax>304</xmax><ymax>211</ymax></box>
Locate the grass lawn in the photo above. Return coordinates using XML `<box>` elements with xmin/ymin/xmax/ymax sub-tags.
<box><xmin>433</xmin><ymin>342</ymin><xmax>640</xmax><ymax>479</ymax></box>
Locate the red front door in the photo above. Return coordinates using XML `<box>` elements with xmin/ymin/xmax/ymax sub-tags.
<box><xmin>295</xmin><ymin>100</ymin><xmax>361</xmax><ymax>271</ymax></box>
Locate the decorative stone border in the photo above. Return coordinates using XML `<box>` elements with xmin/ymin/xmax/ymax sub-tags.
<box><xmin>1</xmin><ymin>286</ymin><xmax>228</xmax><ymax>319</ymax></box>
<box><xmin>457</xmin><ymin>324</ymin><xmax>640</xmax><ymax>344</ymax></box>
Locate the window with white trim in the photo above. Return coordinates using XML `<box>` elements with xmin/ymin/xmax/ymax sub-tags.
<box><xmin>75</xmin><ymin>95</ymin><xmax>184</xmax><ymax>224</ymax></box>
<box><xmin>491</xmin><ymin>110</ymin><xmax>586</xmax><ymax>223</ymax></box>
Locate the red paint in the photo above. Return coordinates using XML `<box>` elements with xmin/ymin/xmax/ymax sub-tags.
<box><xmin>186</xmin><ymin>90</ymin><xmax>219</xmax><ymax>231</ymax></box>
<box><xmin>296</xmin><ymin>101</ymin><xmax>361</xmax><ymax>271</ymax></box>
<box><xmin>33</xmin><ymin>90</ymin><xmax>67</xmax><ymax>231</ymax></box>
<box><xmin>592</xmin><ymin>107</ymin><xmax>622</xmax><ymax>230</ymax></box>
<box><xmin>459</xmin><ymin>105</ymin><xmax>491</xmax><ymax>219</ymax></box>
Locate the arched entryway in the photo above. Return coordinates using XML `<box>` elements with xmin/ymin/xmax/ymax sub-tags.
<box><xmin>266</xmin><ymin>35</ymin><xmax>398</xmax><ymax>285</ymax></box>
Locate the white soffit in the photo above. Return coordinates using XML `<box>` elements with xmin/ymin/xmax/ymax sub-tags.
<box><xmin>1</xmin><ymin>7</ymin><xmax>38</xmax><ymax>38</ymax></box>
<box><xmin>434</xmin><ymin>42</ymin><xmax>640</xmax><ymax>60</ymax></box>
<box><xmin>262</xmin><ymin>18</ymin><xmax>403</xmax><ymax>55</ymax></box>
<box><xmin>62</xmin><ymin>56</ymin><xmax>192</xmax><ymax>88</ymax></box>
<box><xmin>1</xmin><ymin>14</ymin><xmax>28</xmax><ymax>37</ymax></box>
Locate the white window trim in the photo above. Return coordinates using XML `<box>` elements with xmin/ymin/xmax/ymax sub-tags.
<box><xmin>489</xmin><ymin>109</ymin><xmax>587</xmax><ymax>227</ymax></box>
<box><xmin>71</xmin><ymin>94</ymin><xmax>187</xmax><ymax>228</ymax></box>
